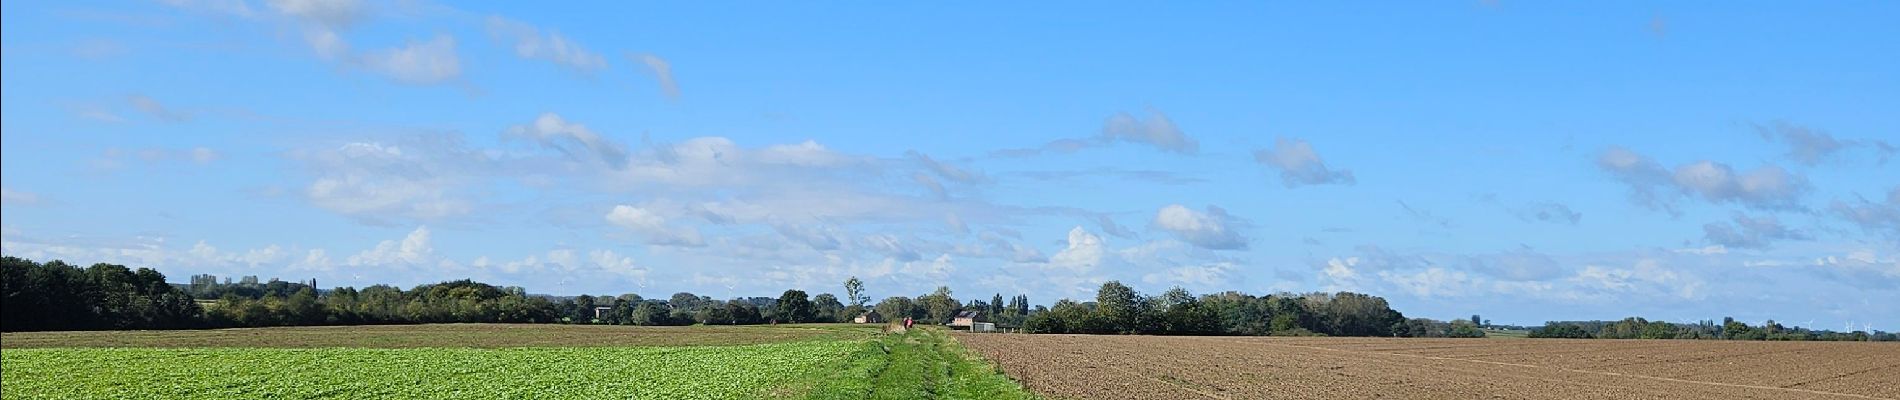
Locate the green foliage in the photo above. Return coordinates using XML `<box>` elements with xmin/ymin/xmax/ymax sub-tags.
<box><xmin>917</xmin><ymin>286</ymin><xmax>960</xmax><ymax>324</ymax></box>
<box><xmin>1</xmin><ymin>342</ymin><xmax>862</xmax><ymax>399</ymax></box>
<box><xmin>843</xmin><ymin>276</ymin><xmax>868</xmax><ymax>307</ymax></box>
<box><xmin>778</xmin><ymin>290</ymin><xmax>816</xmax><ymax>323</ymax></box>
<box><xmin>1</xmin><ymin>257</ymin><xmax>202</xmax><ymax>331</ymax></box>
<box><xmin>875</xmin><ymin>296</ymin><xmax>921</xmax><ymax>322</ymax></box>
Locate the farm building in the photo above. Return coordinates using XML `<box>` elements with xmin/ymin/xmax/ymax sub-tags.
<box><xmin>593</xmin><ymin>306</ymin><xmax>613</xmax><ymax>320</ymax></box>
<box><xmin>948</xmin><ymin>311</ymin><xmax>980</xmax><ymax>329</ymax></box>
<box><xmin>853</xmin><ymin>310</ymin><xmax>884</xmax><ymax>324</ymax></box>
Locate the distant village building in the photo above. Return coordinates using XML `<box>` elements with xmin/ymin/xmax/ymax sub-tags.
<box><xmin>593</xmin><ymin>306</ymin><xmax>614</xmax><ymax>320</ymax></box>
<box><xmin>854</xmin><ymin>310</ymin><xmax>884</xmax><ymax>324</ymax></box>
<box><xmin>948</xmin><ymin>311</ymin><xmax>980</xmax><ymax>329</ymax></box>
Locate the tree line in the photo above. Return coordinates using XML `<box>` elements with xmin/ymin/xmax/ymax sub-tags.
<box><xmin>1528</xmin><ymin>317</ymin><xmax>1896</xmax><ymax>341</ymax></box>
<box><xmin>15</xmin><ymin>256</ymin><xmax>1884</xmax><ymax>341</ymax></box>
<box><xmin>1006</xmin><ymin>281</ymin><xmax>1482</xmax><ymax>338</ymax></box>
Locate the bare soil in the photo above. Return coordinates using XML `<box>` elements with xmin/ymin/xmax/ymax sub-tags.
<box><xmin>955</xmin><ymin>334</ymin><xmax>1900</xmax><ymax>400</ymax></box>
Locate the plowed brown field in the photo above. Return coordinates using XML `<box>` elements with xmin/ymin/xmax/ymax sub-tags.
<box><xmin>954</xmin><ymin>334</ymin><xmax>1900</xmax><ymax>399</ymax></box>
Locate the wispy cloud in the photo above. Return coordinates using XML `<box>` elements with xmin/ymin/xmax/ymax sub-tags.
<box><xmin>486</xmin><ymin>16</ymin><xmax>608</xmax><ymax>73</ymax></box>
<box><xmin>1253</xmin><ymin>137</ymin><xmax>1355</xmax><ymax>187</ymax></box>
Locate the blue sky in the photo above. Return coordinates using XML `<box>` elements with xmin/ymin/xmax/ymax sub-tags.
<box><xmin>3</xmin><ymin>1</ymin><xmax>1896</xmax><ymax>327</ymax></box>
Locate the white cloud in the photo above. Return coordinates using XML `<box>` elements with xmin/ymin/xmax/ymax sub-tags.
<box><xmin>632</xmin><ymin>53</ymin><xmax>680</xmax><ymax>100</ymax></box>
<box><xmin>1141</xmin><ymin>262</ymin><xmax>1238</xmax><ymax>292</ymax></box>
<box><xmin>1379</xmin><ymin>267</ymin><xmax>1475</xmax><ymax>298</ymax></box>
<box><xmin>296</xmin><ymin>137</ymin><xmax>481</xmax><ymax>223</ymax></box>
<box><xmin>266</xmin><ymin>0</ymin><xmax>363</xmax><ymax>28</ymax></box>
<box><xmin>1048</xmin><ymin>226</ymin><xmax>1104</xmax><ymax>272</ymax></box>
<box><xmin>506</xmin><ymin>112</ymin><xmax>629</xmax><ymax>168</ymax></box>
<box><xmin>346</xmin><ymin>226</ymin><xmax>435</xmax><ymax>267</ymax></box>
<box><xmin>1672</xmin><ymin>161</ymin><xmax>1807</xmax><ymax>209</ymax></box>
<box><xmin>1568</xmin><ymin>259</ymin><xmax>1705</xmax><ymax>301</ymax></box>
<box><xmin>360</xmin><ymin>34</ymin><xmax>461</xmax><ymax>85</ymax></box>
<box><xmin>485</xmin><ymin>16</ymin><xmax>608</xmax><ymax>72</ymax></box>
<box><xmin>159</xmin><ymin>0</ymin><xmax>257</xmax><ymax>18</ymax></box>
<box><xmin>1152</xmin><ymin>204</ymin><xmax>1247</xmax><ymax>250</ymax></box>
<box><xmin>757</xmin><ymin>140</ymin><xmax>854</xmax><ymax>167</ymax></box>
<box><xmin>1598</xmin><ymin>146</ymin><xmax>1808</xmax><ymax>212</ymax></box>
<box><xmin>605</xmin><ymin>205</ymin><xmax>705</xmax><ymax>247</ymax></box>
<box><xmin>1101</xmin><ymin>110</ymin><xmax>1196</xmax><ymax>154</ymax></box>
<box><xmin>1319</xmin><ymin>257</ymin><xmax>1366</xmax><ymax>292</ymax></box>
<box><xmin>1253</xmin><ymin>137</ymin><xmax>1355</xmax><ymax>187</ymax></box>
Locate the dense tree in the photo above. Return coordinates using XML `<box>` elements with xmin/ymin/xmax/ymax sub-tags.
<box><xmin>776</xmin><ymin>290</ymin><xmax>815</xmax><ymax>323</ymax></box>
<box><xmin>875</xmin><ymin>296</ymin><xmax>920</xmax><ymax>321</ymax></box>
<box><xmin>1094</xmin><ymin>281</ymin><xmax>1142</xmax><ymax>333</ymax></box>
<box><xmin>918</xmin><ymin>286</ymin><xmax>960</xmax><ymax>324</ymax></box>
<box><xmin>811</xmin><ymin>293</ymin><xmax>844</xmax><ymax>323</ymax></box>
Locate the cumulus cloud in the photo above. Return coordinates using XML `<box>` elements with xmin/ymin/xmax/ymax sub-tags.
<box><xmin>485</xmin><ymin>16</ymin><xmax>608</xmax><ymax>72</ymax></box>
<box><xmin>1047</xmin><ymin>226</ymin><xmax>1105</xmax><ymax>271</ymax></box>
<box><xmin>1253</xmin><ymin>137</ymin><xmax>1355</xmax><ymax>187</ymax></box>
<box><xmin>605</xmin><ymin>205</ymin><xmax>706</xmax><ymax>247</ymax></box>
<box><xmin>506</xmin><ymin>112</ymin><xmax>629</xmax><ymax>168</ymax></box>
<box><xmin>631</xmin><ymin>53</ymin><xmax>680</xmax><ymax>100</ymax></box>
<box><xmin>1101</xmin><ymin>110</ymin><xmax>1196</xmax><ymax>154</ymax></box>
<box><xmin>1755</xmin><ymin>121</ymin><xmax>1895</xmax><ymax>166</ymax></box>
<box><xmin>1702</xmin><ymin>214</ymin><xmax>1810</xmax><ymax>249</ymax></box>
<box><xmin>346</xmin><ymin>226</ymin><xmax>434</xmax><ymax>267</ymax></box>
<box><xmin>1598</xmin><ymin>146</ymin><xmax>1808</xmax><ymax>212</ymax></box>
<box><xmin>1152</xmin><ymin>204</ymin><xmax>1247</xmax><ymax>250</ymax></box>
<box><xmin>360</xmin><ymin>34</ymin><xmax>461</xmax><ymax>85</ymax></box>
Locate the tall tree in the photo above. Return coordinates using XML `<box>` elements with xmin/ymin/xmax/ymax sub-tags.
<box><xmin>843</xmin><ymin>276</ymin><xmax>868</xmax><ymax>307</ymax></box>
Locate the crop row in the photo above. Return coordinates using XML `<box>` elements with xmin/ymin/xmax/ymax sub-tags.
<box><xmin>1</xmin><ymin>341</ymin><xmax>862</xmax><ymax>399</ymax></box>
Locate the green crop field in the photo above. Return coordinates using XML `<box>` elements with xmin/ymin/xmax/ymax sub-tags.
<box><xmin>0</xmin><ymin>324</ymin><xmax>1035</xmax><ymax>400</ymax></box>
